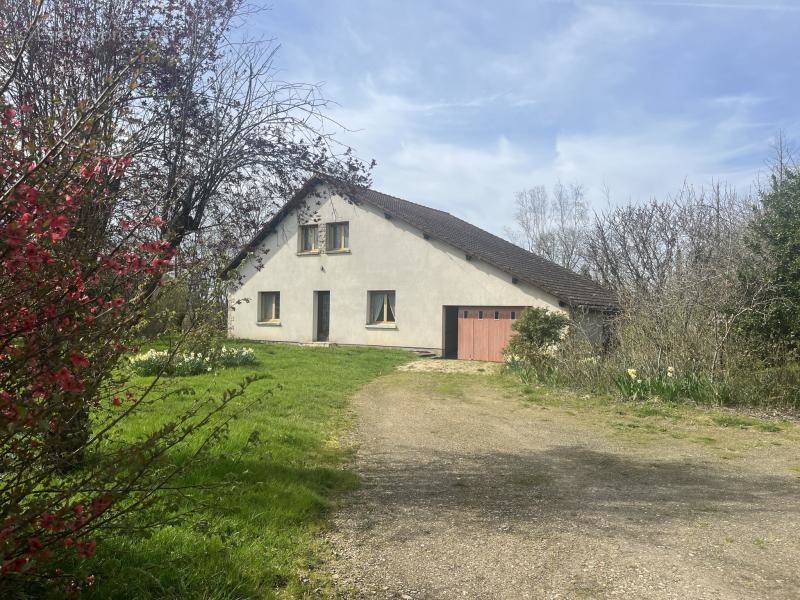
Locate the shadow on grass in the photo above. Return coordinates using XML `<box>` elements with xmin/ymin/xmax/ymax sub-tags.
<box><xmin>87</xmin><ymin>456</ymin><xmax>358</xmax><ymax>599</ymax></box>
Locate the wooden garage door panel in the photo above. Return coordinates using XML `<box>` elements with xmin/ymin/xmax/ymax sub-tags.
<box><xmin>457</xmin><ymin>310</ymin><xmax>474</xmax><ymax>360</ymax></box>
<box><xmin>457</xmin><ymin>307</ymin><xmax>523</xmax><ymax>362</ymax></box>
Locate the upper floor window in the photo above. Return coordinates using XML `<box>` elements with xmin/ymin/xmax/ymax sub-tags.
<box><xmin>299</xmin><ymin>224</ymin><xmax>318</xmax><ymax>253</ymax></box>
<box><xmin>327</xmin><ymin>222</ymin><xmax>349</xmax><ymax>251</ymax></box>
<box><xmin>368</xmin><ymin>291</ymin><xmax>395</xmax><ymax>324</ymax></box>
<box><xmin>258</xmin><ymin>291</ymin><xmax>280</xmax><ymax>323</ymax></box>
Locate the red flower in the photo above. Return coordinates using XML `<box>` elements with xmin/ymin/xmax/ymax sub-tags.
<box><xmin>39</xmin><ymin>513</ymin><xmax>57</xmax><ymax>531</ymax></box>
<box><xmin>48</xmin><ymin>215</ymin><xmax>70</xmax><ymax>241</ymax></box>
<box><xmin>54</xmin><ymin>367</ymin><xmax>84</xmax><ymax>393</ymax></box>
<box><xmin>76</xmin><ymin>539</ymin><xmax>96</xmax><ymax>558</ymax></box>
<box><xmin>69</xmin><ymin>352</ymin><xmax>90</xmax><ymax>369</ymax></box>
<box><xmin>2</xmin><ymin>557</ymin><xmax>28</xmax><ymax>573</ymax></box>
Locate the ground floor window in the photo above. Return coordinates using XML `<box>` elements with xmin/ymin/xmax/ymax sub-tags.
<box><xmin>258</xmin><ymin>291</ymin><xmax>280</xmax><ymax>322</ymax></box>
<box><xmin>368</xmin><ymin>290</ymin><xmax>396</xmax><ymax>324</ymax></box>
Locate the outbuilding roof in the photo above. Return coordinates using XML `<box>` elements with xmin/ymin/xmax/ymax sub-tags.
<box><xmin>223</xmin><ymin>175</ymin><xmax>617</xmax><ymax>310</ymax></box>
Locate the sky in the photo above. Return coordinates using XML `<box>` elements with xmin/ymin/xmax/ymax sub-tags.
<box><xmin>248</xmin><ymin>0</ymin><xmax>800</xmax><ymax>236</ymax></box>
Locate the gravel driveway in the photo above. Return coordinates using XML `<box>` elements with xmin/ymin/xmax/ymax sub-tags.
<box><xmin>326</xmin><ymin>365</ymin><xmax>800</xmax><ymax>599</ymax></box>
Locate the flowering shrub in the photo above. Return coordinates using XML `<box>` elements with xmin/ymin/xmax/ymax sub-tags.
<box><xmin>129</xmin><ymin>346</ymin><xmax>257</xmax><ymax>376</ymax></box>
<box><xmin>0</xmin><ymin>99</ymin><xmax>258</xmax><ymax>594</ymax></box>
<box><xmin>0</xmin><ymin>95</ymin><xmax>190</xmax><ymax>590</ymax></box>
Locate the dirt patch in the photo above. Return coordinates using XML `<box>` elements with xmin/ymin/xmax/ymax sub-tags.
<box><xmin>326</xmin><ymin>372</ymin><xmax>800</xmax><ymax>599</ymax></box>
<box><xmin>397</xmin><ymin>359</ymin><xmax>501</xmax><ymax>375</ymax></box>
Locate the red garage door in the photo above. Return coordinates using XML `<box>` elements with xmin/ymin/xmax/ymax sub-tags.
<box><xmin>457</xmin><ymin>307</ymin><xmax>523</xmax><ymax>362</ymax></box>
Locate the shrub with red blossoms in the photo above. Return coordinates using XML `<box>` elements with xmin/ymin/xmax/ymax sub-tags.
<box><xmin>0</xmin><ymin>102</ymin><xmax>252</xmax><ymax>595</ymax></box>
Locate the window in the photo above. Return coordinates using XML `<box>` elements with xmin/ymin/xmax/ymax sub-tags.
<box><xmin>258</xmin><ymin>291</ymin><xmax>280</xmax><ymax>322</ymax></box>
<box><xmin>327</xmin><ymin>222</ymin><xmax>349</xmax><ymax>251</ymax></box>
<box><xmin>299</xmin><ymin>224</ymin><xmax>318</xmax><ymax>252</ymax></box>
<box><xmin>368</xmin><ymin>291</ymin><xmax>396</xmax><ymax>324</ymax></box>
<box><xmin>494</xmin><ymin>310</ymin><xmax>500</xmax><ymax>320</ymax></box>
<box><xmin>511</xmin><ymin>311</ymin><xmax>517</xmax><ymax>320</ymax></box>
<box><xmin>463</xmin><ymin>310</ymin><xmax>469</xmax><ymax>318</ymax></box>
<box><xmin>478</xmin><ymin>310</ymin><xmax>484</xmax><ymax>319</ymax></box>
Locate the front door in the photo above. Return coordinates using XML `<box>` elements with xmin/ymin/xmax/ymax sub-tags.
<box><xmin>316</xmin><ymin>291</ymin><xmax>330</xmax><ymax>341</ymax></box>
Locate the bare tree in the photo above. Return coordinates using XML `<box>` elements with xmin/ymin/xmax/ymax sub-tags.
<box><xmin>580</xmin><ymin>183</ymin><xmax>773</xmax><ymax>378</ymax></box>
<box><xmin>504</xmin><ymin>181</ymin><xmax>587</xmax><ymax>270</ymax></box>
<box><xmin>2</xmin><ymin>0</ymin><xmax>372</xmax><ymax>331</ymax></box>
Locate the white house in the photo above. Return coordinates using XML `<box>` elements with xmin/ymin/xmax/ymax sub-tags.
<box><xmin>223</xmin><ymin>175</ymin><xmax>616</xmax><ymax>361</ymax></box>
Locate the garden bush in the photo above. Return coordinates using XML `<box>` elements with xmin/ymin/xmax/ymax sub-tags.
<box><xmin>503</xmin><ymin>307</ymin><xmax>570</xmax><ymax>382</ymax></box>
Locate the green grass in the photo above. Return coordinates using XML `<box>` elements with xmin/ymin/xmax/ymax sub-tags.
<box><xmin>87</xmin><ymin>342</ymin><xmax>410</xmax><ymax>599</ymax></box>
<box><xmin>712</xmin><ymin>414</ymin><xmax>783</xmax><ymax>432</ymax></box>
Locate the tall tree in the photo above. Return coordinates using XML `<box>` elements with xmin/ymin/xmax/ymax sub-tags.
<box><xmin>504</xmin><ymin>181</ymin><xmax>587</xmax><ymax>270</ymax></box>
<box><xmin>741</xmin><ymin>150</ymin><xmax>800</xmax><ymax>356</ymax></box>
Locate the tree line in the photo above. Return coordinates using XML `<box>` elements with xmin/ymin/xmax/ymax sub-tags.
<box><xmin>504</xmin><ymin>145</ymin><xmax>799</xmax><ymax>407</ymax></box>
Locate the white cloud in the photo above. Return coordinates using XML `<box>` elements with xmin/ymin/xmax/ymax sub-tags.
<box><xmin>277</xmin><ymin>0</ymin><xmax>792</xmax><ymax>237</ymax></box>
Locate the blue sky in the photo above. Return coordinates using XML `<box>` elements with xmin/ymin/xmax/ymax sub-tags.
<box><xmin>249</xmin><ymin>0</ymin><xmax>800</xmax><ymax>235</ymax></box>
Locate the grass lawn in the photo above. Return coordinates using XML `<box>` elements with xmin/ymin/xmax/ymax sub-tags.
<box><xmin>86</xmin><ymin>342</ymin><xmax>410</xmax><ymax>599</ymax></box>
<box><xmin>501</xmin><ymin>374</ymin><xmax>799</xmax><ymax>455</ymax></box>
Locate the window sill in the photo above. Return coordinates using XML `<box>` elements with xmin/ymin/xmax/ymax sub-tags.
<box><xmin>297</xmin><ymin>250</ymin><xmax>320</xmax><ymax>256</ymax></box>
<box><xmin>325</xmin><ymin>248</ymin><xmax>351</xmax><ymax>255</ymax></box>
<box><xmin>256</xmin><ymin>320</ymin><xmax>281</xmax><ymax>327</ymax></box>
<box><xmin>366</xmin><ymin>323</ymin><xmax>397</xmax><ymax>330</ymax></box>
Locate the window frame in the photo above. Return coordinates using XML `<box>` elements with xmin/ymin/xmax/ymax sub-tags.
<box><xmin>510</xmin><ymin>311</ymin><xmax>517</xmax><ymax>320</ymax></box>
<box><xmin>258</xmin><ymin>291</ymin><xmax>281</xmax><ymax>323</ymax></box>
<box><xmin>326</xmin><ymin>221</ymin><xmax>350</xmax><ymax>252</ymax></box>
<box><xmin>478</xmin><ymin>310</ymin><xmax>484</xmax><ymax>319</ymax></box>
<box><xmin>367</xmin><ymin>290</ymin><xmax>396</xmax><ymax>325</ymax></box>
<box><xmin>298</xmin><ymin>224</ymin><xmax>319</xmax><ymax>253</ymax></box>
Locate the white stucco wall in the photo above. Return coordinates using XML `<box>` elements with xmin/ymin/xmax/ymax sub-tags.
<box><xmin>227</xmin><ymin>183</ymin><xmax>563</xmax><ymax>352</ymax></box>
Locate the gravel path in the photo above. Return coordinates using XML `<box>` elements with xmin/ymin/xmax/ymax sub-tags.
<box><xmin>326</xmin><ymin>367</ymin><xmax>800</xmax><ymax>599</ymax></box>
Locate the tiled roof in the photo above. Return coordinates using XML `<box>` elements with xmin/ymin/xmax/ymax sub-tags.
<box><xmin>223</xmin><ymin>175</ymin><xmax>618</xmax><ymax>310</ymax></box>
